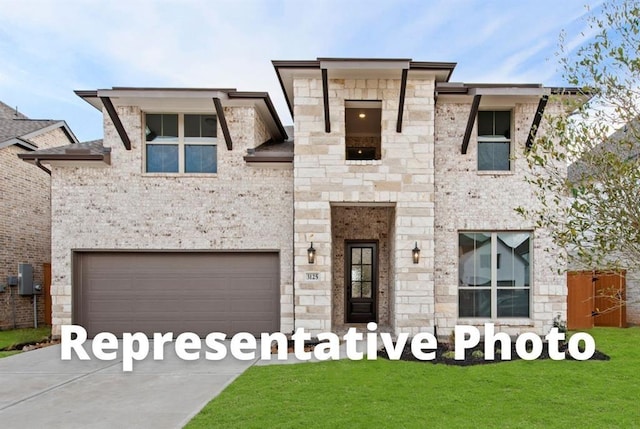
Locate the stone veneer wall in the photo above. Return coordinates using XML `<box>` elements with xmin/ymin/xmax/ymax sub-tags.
<box><xmin>434</xmin><ymin>101</ymin><xmax>567</xmax><ymax>336</ymax></box>
<box><xmin>0</xmin><ymin>127</ymin><xmax>70</xmax><ymax>329</ymax></box>
<box><xmin>331</xmin><ymin>206</ymin><xmax>394</xmax><ymax>331</ymax></box>
<box><xmin>49</xmin><ymin>105</ymin><xmax>293</xmax><ymax>337</ymax></box>
<box><xmin>293</xmin><ymin>77</ymin><xmax>436</xmax><ymax>336</ymax></box>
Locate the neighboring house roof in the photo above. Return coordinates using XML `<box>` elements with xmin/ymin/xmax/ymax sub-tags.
<box><xmin>18</xmin><ymin>139</ymin><xmax>110</xmax><ymax>165</ymax></box>
<box><xmin>75</xmin><ymin>88</ymin><xmax>288</xmax><ymax>151</ymax></box>
<box><xmin>568</xmin><ymin>121</ymin><xmax>640</xmax><ymax>183</ymax></box>
<box><xmin>0</xmin><ymin>100</ymin><xmax>79</xmax><ymax>151</ymax></box>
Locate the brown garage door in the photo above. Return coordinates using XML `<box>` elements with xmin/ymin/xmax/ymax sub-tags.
<box><xmin>74</xmin><ymin>252</ymin><xmax>280</xmax><ymax>337</ymax></box>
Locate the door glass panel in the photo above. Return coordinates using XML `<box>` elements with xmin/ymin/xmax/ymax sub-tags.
<box><xmin>361</xmin><ymin>282</ymin><xmax>372</xmax><ymax>298</ymax></box>
<box><xmin>351</xmin><ymin>282</ymin><xmax>362</xmax><ymax>298</ymax></box>
<box><xmin>351</xmin><ymin>266</ymin><xmax>362</xmax><ymax>282</ymax></box>
<box><xmin>362</xmin><ymin>248</ymin><xmax>372</xmax><ymax>264</ymax></box>
<box><xmin>362</xmin><ymin>265</ymin><xmax>372</xmax><ymax>282</ymax></box>
<box><xmin>352</xmin><ymin>248</ymin><xmax>361</xmax><ymax>264</ymax></box>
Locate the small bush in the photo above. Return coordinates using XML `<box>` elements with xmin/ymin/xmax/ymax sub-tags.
<box><xmin>442</xmin><ymin>350</ymin><xmax>456</xmax><ymax>359</ymax></box>
<box><xmin>471</xmin><ymin>350</ymin><xmax>484</xmax><ymax>359</ymax></box>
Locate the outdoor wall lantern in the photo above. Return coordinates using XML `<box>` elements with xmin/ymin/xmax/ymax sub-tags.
<box><xmin>412</xmin><ymin>242</ymin><xmax>420</xmax><ymax>264</ymax></box>
<box><xmin>307</xmin><ymin>242</ymin><xmax>316</xmax><ymax>264</ymax></box>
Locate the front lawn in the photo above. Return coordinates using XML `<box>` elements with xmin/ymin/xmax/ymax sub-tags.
<box><xmin>0</xmin><ymin>327</ymin><xmax>51</xmax><ymax>358</ymax></box>
<box><xmin>187</xmin><ymin>328</ymin><xmax>640</xmax><ymax>429</ymax></box>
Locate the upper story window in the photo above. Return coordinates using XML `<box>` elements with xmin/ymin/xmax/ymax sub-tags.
<box><xmin>458</xmin><ymin>231</ymin><xmax>531</xmax><ymax>319</ymax></box>
<box><xmin>144</xmin><ymin>113</ymin><xmax>217</xmax><ymax>173</ymax></box>
<box><xmin>345</xmin><ymin>100</ymin><xmax>381</xmax><ymax>160</ymax></box>
<box><xmin>477</xmin><ymin>110</ymin><xmax>511</xmax><ymax>171</ymax></box>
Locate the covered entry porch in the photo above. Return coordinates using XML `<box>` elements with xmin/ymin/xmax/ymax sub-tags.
<box><xmin>331</xmin><ymin>204</ymin><xmax>395</xmax><ymax>333</ymax></box>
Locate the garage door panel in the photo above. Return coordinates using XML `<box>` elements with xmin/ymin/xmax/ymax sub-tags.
<box><xmin>75</xmin><ymin>252</ymin><xmax>280</xmax><ymax>337</ymax></box>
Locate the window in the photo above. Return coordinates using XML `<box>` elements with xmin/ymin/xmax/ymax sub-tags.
<box><xmin>345</xmin><ymin>100</ymin><xmax>382</xmax><ymax>160</ymax></box>
<box><xmin>458</xmin><ymin>232</ymin><xmax>531</xmax><ymax>318</ymax></box>
<box><xmin>477</xmin><ymin>110</ymin><xmax>511</xmax><ymax>171</ymax></box>
<box><xmin>145</xmin><ymin>113</ymin><xmax>217</xmax><ymax>173</ymax></box>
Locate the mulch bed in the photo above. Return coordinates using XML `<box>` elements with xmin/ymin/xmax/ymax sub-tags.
<box><xmin>378</xmin><ymin>342</ymin><xmax>610</xmax><ymax>366</ymax></box>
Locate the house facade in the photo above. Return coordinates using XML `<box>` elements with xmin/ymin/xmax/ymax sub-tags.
<box><xmin>1</xmin><ymin>101</ymin><xmax>78</xmax><ymax>329</ymax></box>
<box><xmin>24</xmin><ymin>59</ymin><xmax>576</xmax><ymax>339</ymax></box>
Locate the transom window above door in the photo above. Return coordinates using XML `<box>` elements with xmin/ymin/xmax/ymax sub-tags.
<box><xmin>144</xmin><ymin>113</ymin><xmax>217</xmax><ymax>173</ymax></box>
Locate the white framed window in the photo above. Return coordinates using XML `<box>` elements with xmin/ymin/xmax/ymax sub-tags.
<box><xmin>144</xmin><ymin>113</ymin><xmax>217</xmax><ymax>173</ymax></box>
<box><xmin>458</xmin><ymin>231</ymin><xmax>531</xmax><ymax>318</ymax></box>
<box><xmin>477</xmin><ymin>110</ymin><xmax>511</xmax><ymax>171</ymax></box>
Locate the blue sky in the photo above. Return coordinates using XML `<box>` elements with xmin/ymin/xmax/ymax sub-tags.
<box><xmin>0</xmin><ymin>0</ymin><xmax>602</xmax><ymax>142</ymax></box>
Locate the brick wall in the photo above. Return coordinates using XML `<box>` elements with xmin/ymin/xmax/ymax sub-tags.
<box><xmin>434</xmin><ymin>101</ymin><xmax>567</xmax><ymax>336</ymax></box>
<box><xmin>49</xmin><ymin>105</ymin><xmax>294</xmax><ymax>337</ymax></box>
<box><xmin>0</xmin><ymin>127</ymin><xmax>69</xmax><ymax>330</ymax></box>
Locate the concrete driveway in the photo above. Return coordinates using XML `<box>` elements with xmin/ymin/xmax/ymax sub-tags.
<box><xmin>0</xmin><ymin>341</ymin><xmax>256</xmax><ymax>429</ymax></box>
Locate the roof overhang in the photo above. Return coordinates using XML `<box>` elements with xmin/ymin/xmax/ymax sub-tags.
<box><xmin>75</xmin><ymin>88</ymin><xmax>288</xmax><ymax>150</ymax></box>
<box><xmin>440</xmin><ymin>83</ymin><xmax>588</xmax><ymax>154</ymax></box>
<box><xmin>273</xmin><ymin>58</ymin><xmax>457</xmax><ymax>118</ymax></box>
<box><xmin>18</xmin><ymin>147</ymin><xmax>111</xmax><ymax>167</ymax></box>
<box><xmin>1</xmin><ymin>137</ymin><xmax>38</xmax><ymax>151</ymax></box>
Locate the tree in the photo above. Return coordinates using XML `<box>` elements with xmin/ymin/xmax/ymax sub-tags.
<box><xmin>519</xmin><ymin>0</ymin><xmax>640</xmax><ymax>315</ymax></box>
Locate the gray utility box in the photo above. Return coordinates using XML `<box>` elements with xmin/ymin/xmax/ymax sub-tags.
<box><xmin>18</xmin><ymin>263</ymin><xmax>34</xmax><ymax>296</ymax></box>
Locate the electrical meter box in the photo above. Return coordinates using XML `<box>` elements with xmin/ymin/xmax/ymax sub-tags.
<box><xmin>18</xmin><ymin>263</ymin><xmax>34</xmax><ymax>296</ymax></box>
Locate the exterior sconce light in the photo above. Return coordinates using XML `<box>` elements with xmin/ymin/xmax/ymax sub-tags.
<box><xmin>307</xmin><ymin>242</ymin><xmax>316</xmax><ymax>264</ymax></box>
<box><xmin>412</xmin><ymin>242</ymin><xmax>420</xmax><ymax>264</ymax></box>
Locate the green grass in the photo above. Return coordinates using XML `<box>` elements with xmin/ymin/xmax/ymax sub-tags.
<box><xmin>186</xmin><ymin>328</ymin><xmax>640</xmax><ymax>429</ymax></box>
<box><xmin>0</xmin><ymin>327</ymin><xmax>51</xmax><ymax>356</ymax></box>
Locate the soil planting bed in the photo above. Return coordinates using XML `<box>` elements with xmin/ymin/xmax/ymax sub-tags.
<box><xmin>378</xmin><ymin>342</ymin><xmax>610</xmax><ymax>366</ymax></box>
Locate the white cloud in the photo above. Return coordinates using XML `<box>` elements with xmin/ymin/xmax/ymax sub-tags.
<box><xmin>0</xmin><ymin>0</ymin><xmax>605</xmax><ymax>140</ymax></box>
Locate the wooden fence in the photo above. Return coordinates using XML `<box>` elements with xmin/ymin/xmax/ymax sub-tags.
<box><xmin>567</xmin><ymin>271</ymin><xmax>626</xmax><ymax>329</ymax></box>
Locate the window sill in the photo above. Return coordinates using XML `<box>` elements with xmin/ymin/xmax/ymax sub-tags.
<box><xmin>457</xmin><ymin>318</ymin><xmax>534</xmax><ymax>326</ymax></box>
<box><xmin>476</xmin><ymin>170</ymin><xmax>515</xmax><ymax>176</ymax></box>
<box><xmin>346</xmin><ymin>160</ymin><xmax>383</xmax><ymax>166</ymax></box>
<box><xmin>141</xmin><ymin>173</ymin><xmax>219</xmax><ymax>178</ymax></box>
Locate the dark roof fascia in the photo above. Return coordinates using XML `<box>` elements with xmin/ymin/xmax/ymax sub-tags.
<box><xmin>59</xmin><ymin>121</ymin><xmax>80</xmax><ymax>144</ymax></box>
<box><xmin>437</xmin><ymin>82</ymin><xmax>546</xmax><ymax>94</ymax></box>
<box><xmin>227</xmin><ymin>91</ymin><xmax>288</xmax><ymax>141</ymax></box>
<box><xmin>110</xmin><ymin>87</ymin><xmax>237</xmax><ymax>92</ymax></box>
<box><xmin>3</xmin><ymin>137</ymin><xmax>38</xmax><ymax>151</ymax></box>
<box><xmin>213</xmin><ymin>97</ymin><xmax>233</xmax><ymax>150</ymax></box>
<box><xmin>243</xmin><ymin>154</ymin><xmax>293</xmax><ymax>163</ymax></box>
<box><xmin>271</xmin><ymin>60</ymin><xmax>321</xmax><ymax>68</ymax></box>
<box><xmin>549</xmin><ymin>87</ymin><xmax>590</xmax><ymax>95</ymax></box>
<box><xmin>318</xmin><ymin>57</ymin><xmax>411</xmax><ymax>62</ymax></box>
<box><xmin>18</xmin><ymin>120</ymin><xmax>79</xmax><ymax>144</ymax></box>
<box><xmin>100</xmin><ymin>96</ymin><xmax>132</xmax><ymax>150</ymax></box>
<box><xmin>18</xmin><ymin>152</ymin><xmax>108</xmax><ymax>162</ymax></box>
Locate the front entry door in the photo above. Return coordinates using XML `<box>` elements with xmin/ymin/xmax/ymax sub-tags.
<box><xmin>346</xmin><ymin>241</ymin><xmax>377</xmax><ymax>323</ymax></box>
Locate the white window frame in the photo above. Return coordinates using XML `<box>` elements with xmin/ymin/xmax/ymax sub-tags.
<box><xmin>143</xmin><ymin>113</ymin><xmax>217</xmax><ymax>174</ymax></box>
<box><xmin>458</xmin><ymin>231</ymin><xmax>532</xmax><ymax>319</ymax></box>
<box><xmin>477</xmin><ymin>110</ymin><xmax>512</xmax><ymax>172</ymax></box>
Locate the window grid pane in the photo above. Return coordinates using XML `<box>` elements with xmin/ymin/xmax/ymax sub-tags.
<box><xmin>185</xmin><ymin>145</ymin><xmax>217</xmax><ymax>173</ymax></box>
<box><xmin>146</xmin><ymin>144</ymin><xmax>178</xmax><ymax>173</ymax></box>
<box><xmin>459</xmin><ymin>232</ymin><xmax>531</xmax><ymax>319</ymax></box>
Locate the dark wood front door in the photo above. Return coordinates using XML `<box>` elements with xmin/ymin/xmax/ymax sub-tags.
<box><xmin>346</xmin><ymin>241</ymin><xmax>377</xmax><ymax>323</ymax></box>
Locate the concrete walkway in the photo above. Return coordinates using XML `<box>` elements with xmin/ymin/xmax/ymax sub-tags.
<box><xmin>0</xmin><ymin>342</ymin><xmax>255</xmax><ymax>429</ymax></box>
